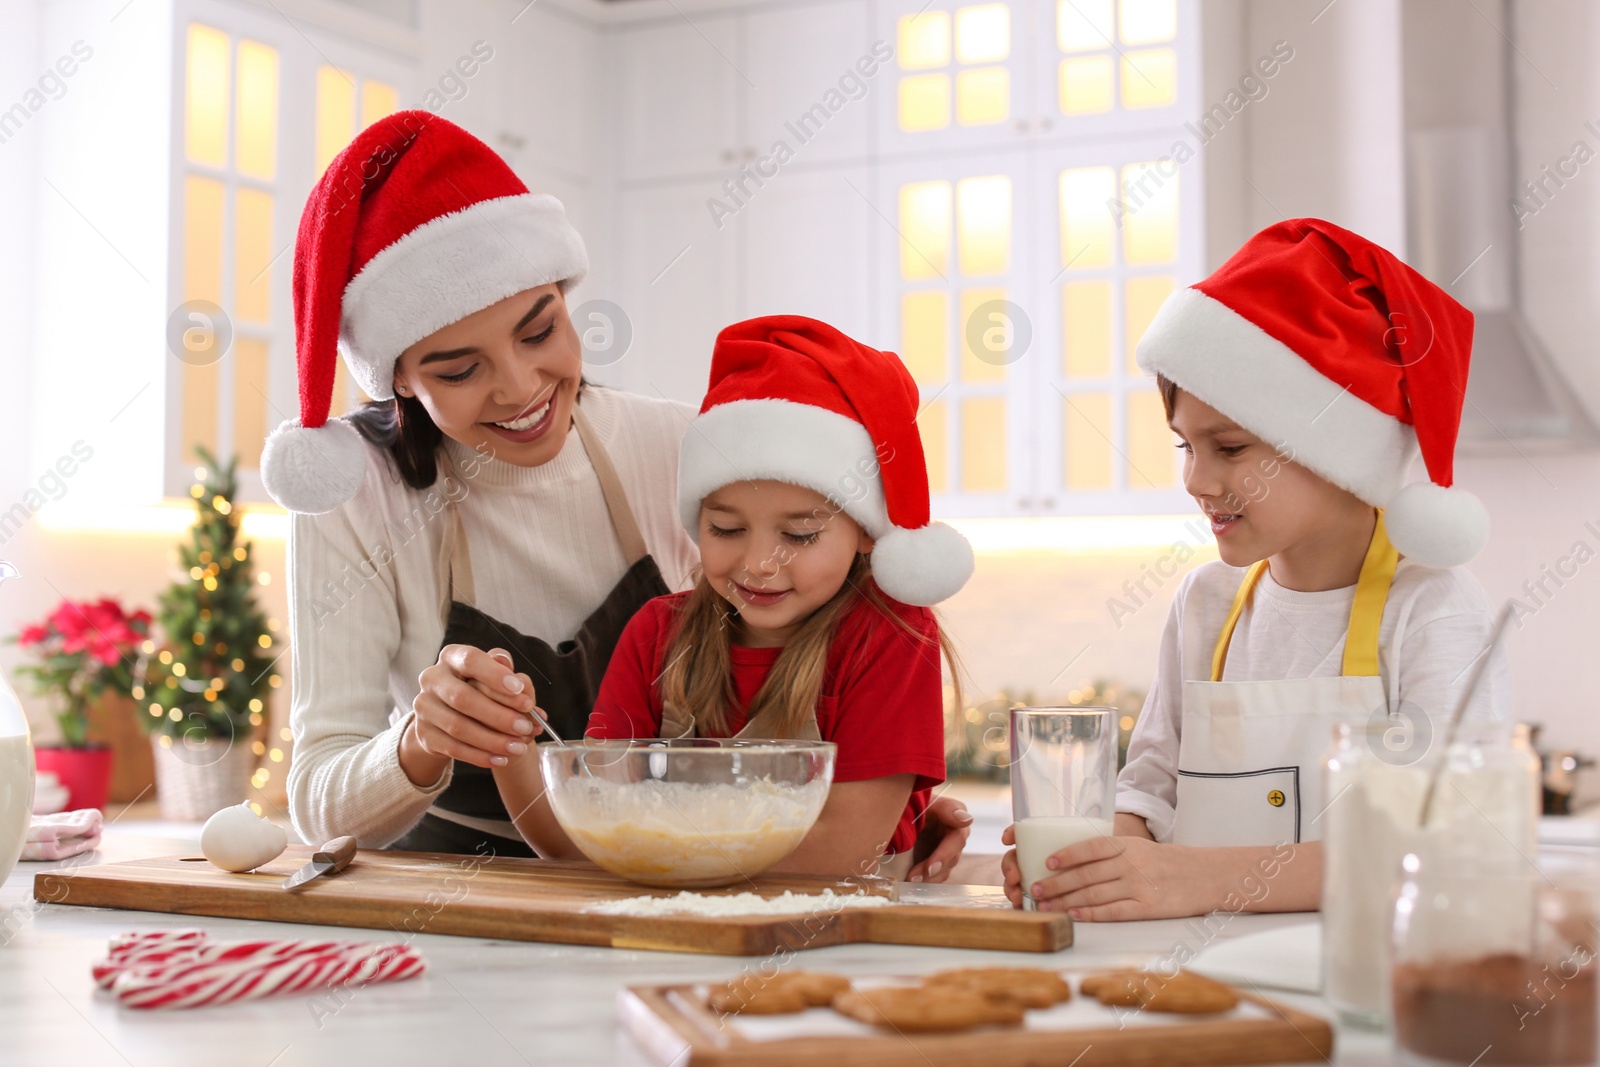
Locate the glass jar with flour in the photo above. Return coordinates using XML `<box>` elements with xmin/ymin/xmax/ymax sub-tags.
<box><xmin>1321</xmin><ymin>717</ymin><xmax>1540</xmax><ymax>1027</ymax></box>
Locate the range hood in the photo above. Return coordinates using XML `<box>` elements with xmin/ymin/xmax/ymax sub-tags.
<box><xmin>1401</xmin><ymin>0</ymin><xmax>1600</xmax><ymax>454</ymax></box>
<box><xmin>1408</xmin><ymin>126</ymin><xmax>1598</xmax><ymax>452</ymax></box>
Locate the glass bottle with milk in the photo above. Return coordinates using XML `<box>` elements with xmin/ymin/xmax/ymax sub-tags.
<box><xmin>1321</xmin><ymin>717</ymin><xmax>1540</xmax><ymax>1028</ymax></box>
<box><xmin>1010</xmin><ymin>706</ymin><xmax>1118</xmax><ymax>909</ymax></box>
<box><xmin>0</xmin><ymin>561</ymin><xmax>35</xmax><ymax>887</ymax></box>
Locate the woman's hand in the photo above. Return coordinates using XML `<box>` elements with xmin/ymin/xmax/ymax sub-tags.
<box><xmin>906</xmin><ymin>793</ymin><xmax>974</xmax><ymax>883</ymax></box>
<box><xmin>400</xmin><ymin>645</ymin><xmax>543</xmax><ymax>785</ymax></box>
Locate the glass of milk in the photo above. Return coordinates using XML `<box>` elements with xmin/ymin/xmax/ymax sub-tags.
<box><xmin>1009</xmin><ymin>707</ymin><xmax>1118</xmax><ymax>910</ymax></box>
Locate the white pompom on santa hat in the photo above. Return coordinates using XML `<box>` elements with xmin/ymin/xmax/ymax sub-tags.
<box><xmin>677</xmin><ymin>316</ymin><xmax>975</xmax><ymax>607</ymax></box>
<box><xmin>1136</xmin><ymin>217</ymin><xmax>1488</xmax><ymax>568</ymax></box>
<box><xmin>261</xmin><ymin>111</ymin><xmax>587</xmax><ymax>513</ymax></box>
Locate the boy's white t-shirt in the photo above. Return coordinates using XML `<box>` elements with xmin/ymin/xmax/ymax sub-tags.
<box><xmin>1116</xmin><ymin>558</ymin><xmax>1511</xmax><ymax>843</ymax></box>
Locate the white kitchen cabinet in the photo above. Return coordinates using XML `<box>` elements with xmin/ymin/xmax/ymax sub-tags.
<box><xmin>742</xmin><ymin>1</ymin><xmax>876</xmax><ymax>168</ymax></box>
<box><xmin>615</xmin><ymin>15</ymin><xmax>743</xmax><ymax>182</ymax></box>
<box><xmin>612</xmin><ymin>181</ymin><xmax>741</xmax><ymax>404</ymax></box>
<box><xmin>739</xmin><ymin>165</ymin><xmax>877</xmax><ymax>344</ymax></box>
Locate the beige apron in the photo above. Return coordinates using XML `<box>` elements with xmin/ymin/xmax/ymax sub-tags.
<box><xmin>1170</xmin><ymin>512</ymin><xmax>1398</xmax><ymax>846</ymax></box>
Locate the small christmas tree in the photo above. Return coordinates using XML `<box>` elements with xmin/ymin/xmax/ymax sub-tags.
<box><xmin>138</xmin><ymin>446</ymin><xmax>279</xmax><ymax>750</ymax></box>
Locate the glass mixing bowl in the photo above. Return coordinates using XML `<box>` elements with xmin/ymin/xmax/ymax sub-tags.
<box><xmin>540</xmin><ymin>738</ymin><xmax>836</xmax><ymax>888</ymax></box>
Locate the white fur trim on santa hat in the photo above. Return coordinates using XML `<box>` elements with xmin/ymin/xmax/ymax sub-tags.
<box><xmin>678</xmin><ymin>399</ymin><xmax>891</xmax><ymax>536</ymax></box>
<box><xmin>678</xmin><ymin>398</ymin><xmax>973</xmax><ymax>604</ymax></box>
<box><xmin>1384</xmin><ymin>482</ymin><xmax>1489</xmax><ymax>567</ymax></box>
<box><xmin>341</xmin><ymin>193</ymin><xmax>588</xmax><ymax>401</ymax></box>
<box><xmin>260</xmin><ymin>417</ymin><xmax>368</xmax><ymax>514</ymax></box>
<box><xmin>1136</xmin><ymin>286</ymin><xmax>1419</xmax><ymax>507</ymax></box>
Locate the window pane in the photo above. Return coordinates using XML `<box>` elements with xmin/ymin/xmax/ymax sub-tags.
<box><xmin>235</xmin><ymin>40</ymin><xmax>278</xmax><ymax>180</ymax></box>
<box><xmin>898</xmin><ymin>73</ymin><xmax>951</xmax><ymax>131</ymax></box>
<box><xmin>1124</xmin><ymin>274</ymin><xmax>1174</xmax><ymax>373</ymax></box>
<box><xmin>234</xmin><ymin>188</ymin><xmax>273</xmax><ymax>324</ymax></box>
<box><xmin>1121</xmin><ymin>47</ymin><xmax>1176</xmax><ymax>109</ymax></box>
<box><xmin>961</xmin><ymin>396</ymin><xmax>1007</xmax><ymax>492</ymax></box>
<box><xmin>361</xmin><ymin>80</ymin><xmax>398</xmax><ymax>130</ymax></box>
<box><xmin>901</xmin><ymin>290</ymin><xmax>949</xmax><ymax>384</ymax></box>
<box><xmin>1063</xmin><ymin>392</ymin><xmax>1113</xmax><ymax>490</ymax></box>
<box><xmin>1058</xmin><ymin>0</ymin><xmax>1114</xmax><ymax>51</ymax></box>
<box><xmin>956</xmin><ymin>4</ymin><xmax>1010</xmax><ymax>63</ymax></box>
<box><xmin>956</xmin><ymin>174</ymin><xmax>1010</xmax><ymax>275</ymax></box>
<box><xmin>1119</xmin><ymin>0</ymin><xmax>1176</xmax><ymax>43</ymax></box>
<box><xmin>1059</xmin><ymin>55</ymin><xmax>1113</xmax><ymax>115</ymax></box>
<box><xmin>898</xmin><ymin>11</ymin><xmax>951</xmax><ymax>70</ymax></box>
<box><xmin>920</xmin><ymin>399</ymin><xmax>949</xmax><ymax>494</ymax></box>
<box><xmin>233</xmin><ymin>337</ymin><xmax>270</xmax><ymax>468</ymax></box>
<box><xmin>959</xmin><ymin>287</ymin><xmax>1008</xmax><ymax>383</ymax></box>
<box><xmin>183</xmin><ymin>175</ymin><xmax>225</xmax><ymax>305</ymax></box>
<box><xmin>1121</xmin><ymin>161</ymin><xmax>1178</xmax><ymax>263</ymax></box>
<box><xmin>315</xmin><ymin>66</ymin><xmax>357</xmax><ymax>177</ymax></box>
<box><xmin>1059</xmin><ymin>166</ymin><xmax>1115</xmax><ymax>268</ymax></box>
<box><xmin>955</xmin><ymin>66</ymin><xmax>1009</xmax><ymax>126</ymax></box>
<box><xmin>1063</xmin><ymin>280</ymin><xmax>1112</xmax><ymax>378</ymax></box>
<box><xmin>899</xmin><ymin>180</ymin><xmax>952</xmax><ymax>280</ymax></box>
<box><xmin>185</xmin><ymin>24</ymin><xmax>230</xmax><ymax>167</ymax></box>
<box><xmin>182</xmin><ymin>359</ymin><xmax>219</xmax><ymax>465</ymax></box>
<box><xmin>1127</xmin><ymin>389</ymin><xmax>1178</xmax><ymax>488</ymax></box>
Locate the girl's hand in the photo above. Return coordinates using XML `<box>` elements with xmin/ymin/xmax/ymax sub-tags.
<box><xmin>906</xmin><ymin>794</ymin><xmax>974</xmax><ymax>883</ymax></box>
<box><xmin>404</xmin><ymin>645</ymin><xmax>542</xmax><ymax>779</ymax></box>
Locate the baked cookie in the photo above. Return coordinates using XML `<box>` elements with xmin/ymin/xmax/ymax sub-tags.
<box><xmin>1081</xmin><ymin>969</ymin><xmax>1239</xmax><ymax>1014</ymax></box>
<box><xmin>833</xmin><ymin>986</ymin><xmax>1026</xmax><ymax>1032</ymax></box>
<box><xmin>924</xmin><ymin>967</ymin><xmax>1073</xmax><ymax>1008</ymax></box>
<box><xmin>708</xmin><ymin>971</ymin><xmax>852</xmax><ymax>1015</ymax></box>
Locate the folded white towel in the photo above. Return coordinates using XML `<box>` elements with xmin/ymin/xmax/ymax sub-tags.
<box><xmin>22</xmin><ymin>808</ymin><xmax>104</xmax><ymax>861</ymax></box>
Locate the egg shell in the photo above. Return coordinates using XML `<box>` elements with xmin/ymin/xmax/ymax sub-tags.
<box><xmin>200</xmin><ymin>802</ymin><xmax>288</xmax><ymax>873</ymax></box>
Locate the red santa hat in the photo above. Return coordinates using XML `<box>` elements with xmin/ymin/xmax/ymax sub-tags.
<box><xmin>678</xmin><ymin>316</ymin><xmax>974</xmax><ymax>607</ymax></box>
<box><xmin>1136</xmin><ymin>218</ymin><xmax>1488</xmax><ymax>568</ymax></box>
<box><xmin>261</xmin><ymin>110</ymin><xmax>587</xmax><ymax>514</ymax></box>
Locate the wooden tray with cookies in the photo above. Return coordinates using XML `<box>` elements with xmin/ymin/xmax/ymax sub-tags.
<box><xmin>618</xmin><ymin>965</ymin><xmax>1334</xmax><ymax>1066</ymax></box>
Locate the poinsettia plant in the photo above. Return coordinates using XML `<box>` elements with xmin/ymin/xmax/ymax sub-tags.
<box><xmin>9</xmin><ymin>598</ymin><xmax>153</xmax><ymax>747</ymax></box>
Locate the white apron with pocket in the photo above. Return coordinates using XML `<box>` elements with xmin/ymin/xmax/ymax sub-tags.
<box><xmin>1170</xmin><ymin>513</ymin><xmax>1398</xmax><ymax>847</ymax></box>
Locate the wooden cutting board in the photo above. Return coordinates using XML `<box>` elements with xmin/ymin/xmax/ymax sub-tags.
<box><xmin>35</xmin><ymin>846</ymin><xmax>1072</xmax><ymax>956</ymax></box>
<box><xmin>619</xmin><ymin>971</ymin><xmax>1335</xmax><ymax>1066</ymax></box>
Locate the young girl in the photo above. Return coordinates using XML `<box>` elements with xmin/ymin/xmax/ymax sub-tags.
<box><xmin>497</xmin><ymin>315</ymin><xmax>974</xmax><ymax>877</ymax></box>
<box><xmin>1002</xmin><ymin>218</ymin><xmax>1510</xmax><ymax>920</ymax></box>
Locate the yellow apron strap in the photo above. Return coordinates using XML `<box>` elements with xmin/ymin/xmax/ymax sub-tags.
<box><xmin>1208</xmin><ymin>510</ymin><xmax>1396</xmax><ymax>682</ymax></box>
<box><xmin>1210</xmin><ymin>561</ymin><xmax>1268</xmax><ymax>682</ymax></box>
<box><xmin>1341</xmin><ymin>510</ymin><xmax>1398</xmax><ymax>677</ymax></box>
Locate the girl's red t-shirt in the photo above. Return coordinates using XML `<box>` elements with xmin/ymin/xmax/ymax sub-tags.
<box><xmin>587</xmin><ymin>588</ymin><xmax>948</xmax><ymax>855</ymax></box>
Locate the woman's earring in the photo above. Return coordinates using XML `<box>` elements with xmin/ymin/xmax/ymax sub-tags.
<box><xmin>395</xmin><ymin>385</ymin><xmax>409</xmax><ymax>397</ymax></box>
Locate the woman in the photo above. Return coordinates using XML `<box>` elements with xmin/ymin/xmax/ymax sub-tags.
<box><xmin>263</xmin><ymin>111</ymin><xmax>972</xmax><ymax>873</ymax></box>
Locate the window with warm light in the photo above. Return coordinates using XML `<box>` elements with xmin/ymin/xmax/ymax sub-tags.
<box><xmin>895</xmin><ymin>3</ymin><xmax>1012</xmax><ymax>132</ymax></box>
<box><xmin>887</xmin><ymin>0</ymin><xmax>1196</xmax><ymax>515</ymax></box>
<box><xmin>177</xmin><ymin>22</ymin><xmax>398</xmax><ymax>478</ymax></box>
<box><xmin>1058</xmin><ymin>0</ymin><xmax>1179</xmax><ymax>116</ymax></box>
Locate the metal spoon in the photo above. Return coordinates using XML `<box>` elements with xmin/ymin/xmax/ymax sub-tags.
<box><xmin>1418</xmin><ymin>603</ymin><xmax>1515</xmax><ymax>828</ymax></box>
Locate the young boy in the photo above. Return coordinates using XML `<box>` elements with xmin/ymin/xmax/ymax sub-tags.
<box><xmin>1002</xmin><ymin>218</ymin><xmax>1510</xmax><ymax>920</ymax></box>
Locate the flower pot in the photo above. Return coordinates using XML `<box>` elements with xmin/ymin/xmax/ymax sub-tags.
<box><xmin>33</xmin><ymin>745</ymin><xmax>114</xmax><ymax>812</ymax></box>
<box><xmin>150</xmin><ymin>734</ymin><xmax>255</xmax><ymax>822</ymax></box>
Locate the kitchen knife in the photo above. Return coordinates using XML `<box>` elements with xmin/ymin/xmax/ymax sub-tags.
<box><xmin>281</xmin><ymin>836</ymin><xmax>357</xmax><ymax>890</ymax></box>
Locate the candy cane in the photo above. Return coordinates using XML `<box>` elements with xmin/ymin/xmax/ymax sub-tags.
<box><xmin>106</xmin><ymin>929</ymin><xmax>207</xmax><ymax>958</ymax></box>
<box><xmin>94</xmin><ymin>938</ymin><xmax>369</xmax><ymax>989</ymax></box>
<box><xmin>113</xmin><ymin>943</ymin><xmax>425</xmax><ymax>1010</ymax></box>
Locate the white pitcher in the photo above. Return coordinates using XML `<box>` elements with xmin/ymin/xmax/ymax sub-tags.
<box><xmin>0</xmin><ymin>562</ymin><xmax>35</xmax><ymax>887</ymax></box>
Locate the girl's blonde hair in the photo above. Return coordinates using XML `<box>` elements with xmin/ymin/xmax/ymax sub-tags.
<box><xmin>658</xmin><ymin>552</ymin><xmax>964</xmax><ymax>739</ymax></box>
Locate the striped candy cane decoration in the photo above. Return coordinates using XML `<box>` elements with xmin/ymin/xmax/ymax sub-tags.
<box><xmin>113</xmin><ymin>942</ymin><xmax>425</xmax><ymax>1010</ymax></box>
<box><xmin>95</xmin><ymin>938</ymin><xmax>376</xmax><ymax>990</ymax></box>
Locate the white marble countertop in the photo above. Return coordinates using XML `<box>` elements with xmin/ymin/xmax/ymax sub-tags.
<box><xmin>0</xmin><ymin>818</ymin><xmax>1405</xmax><ymax>1067</ymax></box>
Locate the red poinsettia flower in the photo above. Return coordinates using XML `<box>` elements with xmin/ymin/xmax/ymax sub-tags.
<box><xmin>16</xmin><ymin>624</ymin><xmax>48</xmax><ymax>646</ymax></box>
